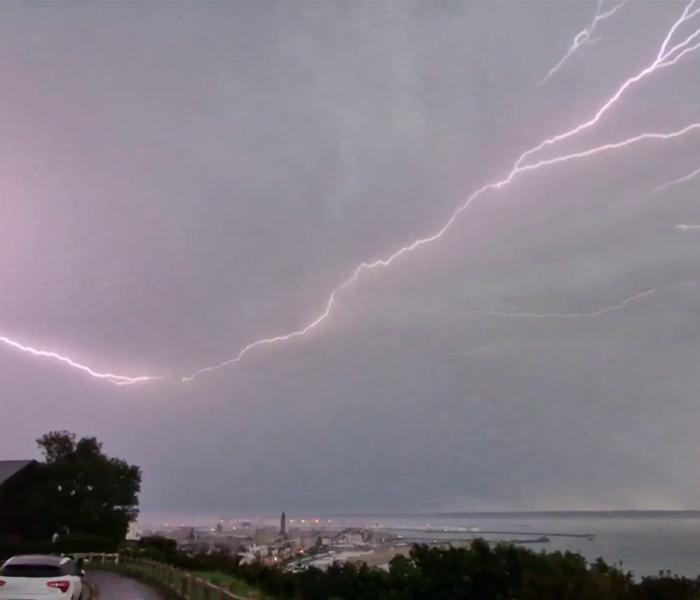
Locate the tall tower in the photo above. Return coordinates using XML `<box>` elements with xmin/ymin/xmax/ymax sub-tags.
<box><xmin>280</xmin><ymin>511</ymin><xmax>287</xmax><ymax>538</ymax></box>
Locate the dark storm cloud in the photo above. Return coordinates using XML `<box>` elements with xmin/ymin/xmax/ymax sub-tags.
<box><xmin>1</xmin><ymin>1</ymin><xmax>699</xmax><ymax>517</ymax></box>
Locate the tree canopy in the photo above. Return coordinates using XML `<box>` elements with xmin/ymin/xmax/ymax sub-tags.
<box><xmin>1</xmin><ymin>431</ymin><xmax>141</xmax><ymax>542</ymax></box>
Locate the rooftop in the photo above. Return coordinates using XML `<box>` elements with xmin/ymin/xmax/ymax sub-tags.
<box><xmin>0</xmin><ymin>460</ymin><xmax>35</xmax><ymax>485</ymax></box>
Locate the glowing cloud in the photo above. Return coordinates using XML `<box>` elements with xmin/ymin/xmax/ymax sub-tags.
<box><xmin>183</xmin><ymin>121</ymin><xmax>700</xmax><ymax>382</ymax></box>
<box><xmin>182</xmin><ymin>0</ymin><xmax>700</xmax><ymax>382</ymax></box>
<box><xmin>4</xmin><ymin>3</ymin><xmax>698</xmax><ymax>386</ymax></box>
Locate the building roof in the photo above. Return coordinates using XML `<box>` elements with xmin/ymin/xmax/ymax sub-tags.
<box><xmin>0</xmin><ymin>460</ymin><xmax>35</xmax><ymax>486</ymax></box>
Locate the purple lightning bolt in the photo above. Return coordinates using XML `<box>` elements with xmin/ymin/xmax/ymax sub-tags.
<box><xmin>539</xmin><ymin>0</ymin><xmax>628</xmax><ymax>86</ymax></box>
<box><xmin>517</xmin><ymin>0</ymin><xmax>700</xmax><ymax>171</ymax></box>
<box><xmin>182</xmin><ymin>0</ymin><xmax>700</xmax><ymax>382</ymax></box>
<box><xmin>183</xmin><ymin>120</ymin><xmax>700</xmax><ymax>383</ymax></box>
<box><xmin>655</xmin><ymin>166</ymin><xmax>700</xmax><ymax>191</ymax></box>
<box><xmin>450</xmin><ymin>288</ymin><xmax>657</xmax><ymax>320</ymax></box>
<box><xmin>0</xmin><ymin>334</ymin><xmax>159</xmax><ymax>385</ymax></box>
<box><xmin>6</xmin><ymin>3</ymin><xmax>692</xmax><ymax>386</ymax></box>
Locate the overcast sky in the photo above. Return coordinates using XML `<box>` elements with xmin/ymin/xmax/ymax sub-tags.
<box><xmin>1</xmin><ymin>0</ymin><xmax>700</xmax><ymax>519</ymax></box>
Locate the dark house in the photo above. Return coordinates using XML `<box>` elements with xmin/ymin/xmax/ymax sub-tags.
<box><xmin>0</xmin><ymin>460</ymin><xmax>38</xmax><ymax>539</ymax></box>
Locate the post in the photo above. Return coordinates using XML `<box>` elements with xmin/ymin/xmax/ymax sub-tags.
<box><xmin>185</xmin><ymin>574</ymin><xmax>192</xmax><ymax>600</ymax></box>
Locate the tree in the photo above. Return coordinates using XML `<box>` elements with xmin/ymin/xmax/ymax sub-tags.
<box><xmin>29</xmin><ymin>431</ymin><xmax>142</xmax><ymax>541</ymax></box>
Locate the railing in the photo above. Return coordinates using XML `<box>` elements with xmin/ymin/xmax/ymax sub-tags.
<box><xmin>75</xmin><ymin>552</ymin><xmax>120</xmax><ymax>566</ymax></box>
<box><xmin>78</xmin><ymin>554</ymin><xmax>252</xmax><ymax>600</ymax></box>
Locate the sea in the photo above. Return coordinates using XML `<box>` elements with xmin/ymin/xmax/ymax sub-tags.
<box><xmin>333</xmin><ymin>512</ymin><xmax>700</xmax><ymax>579</ymax></box>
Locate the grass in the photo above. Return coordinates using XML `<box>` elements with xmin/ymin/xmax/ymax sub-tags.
<box><xmin>194</xmin><ymin>570</ymin><xmax>267</xmax><ymax>598</ymax></box>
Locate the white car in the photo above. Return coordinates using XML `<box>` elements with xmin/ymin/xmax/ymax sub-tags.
<box><xmin>0</xmin><ymin>555</ymin><xmax>84</xmax><ymax>600</ymax></box>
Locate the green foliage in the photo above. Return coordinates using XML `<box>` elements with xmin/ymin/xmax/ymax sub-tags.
<box><xmin>36</xmin><ymin>431</ymin><xmax>141</xmax><ymax>541</ymax></box>
<box><xmin>195</xmin><ymin>570</ymin><xmax>262</xmax><ymax>597</ymax></box>
<box><xmin>124</xmin><ymin>537</ymin><xmax>242</xmax><ymax>574</ymax></box>
<box><xmin>129</xmin><ymin>535</ymin><xmax>180</xmax><ymax>562</ymax></box>
<box><xmin>637</xmin><ymin>574</ymin><xmax>700</xmax><ymax>600</ymax></box>
<box><xmin>137</xmin><ymin>537</ymin><xmax>700</xmax><ymax>600</ymax></box>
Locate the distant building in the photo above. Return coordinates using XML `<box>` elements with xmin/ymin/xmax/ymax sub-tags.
<box><xmin>336</xmin><ymin>528</ymin><xmax>368</xmax><ymax>546</ymax></box>
<box><xmin>280</xmin><ymin>512</ymin><xmax>287</xmax><ymax>538</ymax></box>
<box><xmin>254</xmin><ymin>528</ymin><xmax>276</xmax><ymax>546</ymax></box>
<box><xmin>0</xmin><ymin>460</ymin><xmax>39</xmax><ymax>538</ymax></box>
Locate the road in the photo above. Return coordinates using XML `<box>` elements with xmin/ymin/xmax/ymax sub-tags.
<box><xmin>88</xmin><ymin>570</ymin><xmax>165</xmax><ymax>600</ymax></box>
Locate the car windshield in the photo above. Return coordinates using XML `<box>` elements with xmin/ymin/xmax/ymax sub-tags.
<box><xmin>0</xmin><ymin>564</ymin><xmax>64</xmax><ymax>578</ymax></box>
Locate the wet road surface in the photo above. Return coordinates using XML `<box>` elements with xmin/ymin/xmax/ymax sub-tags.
<box><xmin>88</xmin><ymin>570</ymin><xmax>165</xmax><ymax>599</ymax></box>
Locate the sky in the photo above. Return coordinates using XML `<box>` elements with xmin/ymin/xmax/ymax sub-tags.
<box><xmin>1</xmin><ymin>0</ymin><xmax>700</xmax><ymax>519</ymax></box>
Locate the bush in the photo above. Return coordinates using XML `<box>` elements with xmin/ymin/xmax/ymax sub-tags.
<box><xmin>134</xmin><ymin>537</ymin><xmax>700</xmax><ymax>600</ymax></box>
